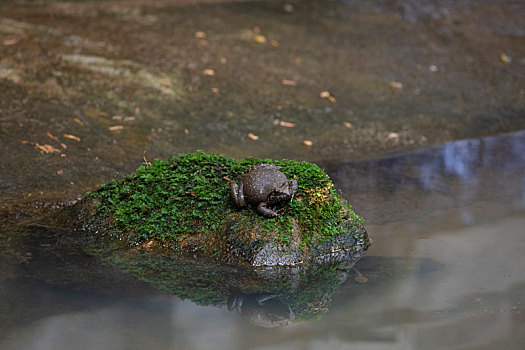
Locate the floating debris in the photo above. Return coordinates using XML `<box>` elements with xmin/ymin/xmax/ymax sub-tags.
<box><xmin>303</xmin><ymin>140</ymin><xmax>313</xmax><ymax>146</ymax></box>
<box><xmin>342</xmin><ymin>122</ymin><xmax>352</xmax><ymax>129</ymax></box>
<box><xmin>184</xmin><ymin>128</ymin><xmax>189</xmax><ymax>134</ymax></box>
<box><xmin>248</xmin><ymin>133</ymin><xmax>259</xmax><ymax>140</ymax></box>
<box><xmin>211</xmin><ymin>87</ymin><xmax>219</xmax><ymax>93</ymax></box>
<box><xmin>203</xmin><ymin>68</ymin><xmax>215</xmax><ymax>76</ymax></box>
<box><xmin>270</xmin><ymin>39</ymin><xmax>279</xmax><ymax>47</ymax></box>
<box><xmin>56</xmin><ymin>169</ymin><xmax>64</xmax><ymax>176</ymax></box>
<box><xmin>429</xmin><ymin>64</ymin><xmax>438</xmax><ymax>72</ymax></box>
<box><xmin>109</xmin><ymin>125</ymin><xmax>124</xmax><ymax>131</ymax></box>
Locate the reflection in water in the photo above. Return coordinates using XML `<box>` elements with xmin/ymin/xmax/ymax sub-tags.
<box><xmin>228</xmin><ymin>293</ymin><xmax>294</xmax><ymax>328</ymax></box>
<box><xmin>1</xmin><ymin>131</ymin><xmax>525</xmax><ymax>349</ymax></box>
<box><xmin>323</xmin><ymin>130</ymin><xmax>525</xmax><ymax>226</ymax></box>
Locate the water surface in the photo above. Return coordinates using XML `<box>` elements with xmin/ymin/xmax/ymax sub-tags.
<box><xmin>1</xmin><ymin>131</ymin><xmax>524</xmax><ymax>349</ymax></box>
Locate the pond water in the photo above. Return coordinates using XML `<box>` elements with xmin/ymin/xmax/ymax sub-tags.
<box><xmin>1</xmin><ymin>130</ymin><xmax>524</xmax><ymax>350</ymax></box>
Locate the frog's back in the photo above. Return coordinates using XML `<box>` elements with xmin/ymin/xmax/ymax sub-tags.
<box><xmin>242</xmin><ymin>168</ymin><xmax>287</xmax><ymax>204</ymax></box>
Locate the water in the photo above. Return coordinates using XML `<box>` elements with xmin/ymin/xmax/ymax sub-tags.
<box><xmin>1</xmin><ymin>131</ymin><xmax>524</xmax><ymax>349</ymax></box>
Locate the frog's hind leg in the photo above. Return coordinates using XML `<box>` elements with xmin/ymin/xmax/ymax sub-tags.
<box><xmin>257</xmin><ymin>202</ymin><xmax>278</xmax><ymax>218</ymax></box>
<box><xmin>229</xmin><ymin>181</ymin><xmax>246</xmax><ymax>208</ymax></box>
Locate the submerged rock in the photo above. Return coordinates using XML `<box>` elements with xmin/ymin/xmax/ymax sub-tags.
<box><xmin>73</xmin><ymin>151</ymin><xmax>370</xmax><ymax>268</ymax></box>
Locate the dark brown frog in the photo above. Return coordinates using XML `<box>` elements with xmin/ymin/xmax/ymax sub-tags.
<box><xmin>229</xmin><ymin>164</ymin><xmax>298</xmax><ymax>218</ymax></box>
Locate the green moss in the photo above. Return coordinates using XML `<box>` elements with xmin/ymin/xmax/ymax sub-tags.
<box><xmin>86</xmin><ymin>151</ymin><xmax>364</xmax><ymax>252</ymax></box>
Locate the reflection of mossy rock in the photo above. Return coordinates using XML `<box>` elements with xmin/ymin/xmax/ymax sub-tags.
<box><xmin>104</xmin><ymin>249</ymin><xmax>357</xmax><ymax>322</ymax></box>
<box><xmin>77</xmin><ymin>151</ymin><xmax>370</xmax><ymax>267</ymax></box>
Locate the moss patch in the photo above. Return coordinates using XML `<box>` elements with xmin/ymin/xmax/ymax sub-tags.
<box><xmin>84</xmin><ymin>151</ymin><xmax>367</xmax><ymax>264</ymax></box>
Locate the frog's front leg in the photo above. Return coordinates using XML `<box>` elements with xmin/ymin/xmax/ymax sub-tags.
<box><xmin>257</xmin><ymin>202</ymin><xmax>278</xmax><ymax>218</ymax></box>
<box><xmin>229</xmin><ymin>181</ymin><xmax>246</xmax><ymax>208</ymax></box>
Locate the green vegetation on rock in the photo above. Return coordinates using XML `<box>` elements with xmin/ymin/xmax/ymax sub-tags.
<box><xmin>84</xmin><ymin>151</ymin><xmax>367</xmax><ymax>264</ymax></box>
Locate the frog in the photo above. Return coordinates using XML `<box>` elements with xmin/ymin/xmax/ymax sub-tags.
<box><xmin>229</xmin><ymin>164</ymin><xmax>298</xmax><ymax>218</ymax></box>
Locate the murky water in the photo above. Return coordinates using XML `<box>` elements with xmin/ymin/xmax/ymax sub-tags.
<box><xmin>1</xmin><ymin>131</ymin><xmax>524</xmax><ymax>350</ymax></box>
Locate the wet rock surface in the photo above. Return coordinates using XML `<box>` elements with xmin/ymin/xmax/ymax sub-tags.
<box><xmin>68</xmin><ymin>152</ymin><xmax>369</xmax><ymax>268</ymax></box>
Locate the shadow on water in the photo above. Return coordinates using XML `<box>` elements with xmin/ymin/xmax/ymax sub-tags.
<box><xmin>1</xmin><ymin>131</ymin><xmax>524</xmax><ymax>349</ymax></box>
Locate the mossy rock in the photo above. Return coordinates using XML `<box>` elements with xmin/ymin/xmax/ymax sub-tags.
<box><xmin>76</xmin><ymin>151</ymin><xmax>370</xmax><ymax>268</ymax></box>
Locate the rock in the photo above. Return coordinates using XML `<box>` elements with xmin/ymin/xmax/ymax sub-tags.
<box><xmin>74</xmin><ymin>151</ymin><xmax>370</xmax><ymax>268</ymax></box>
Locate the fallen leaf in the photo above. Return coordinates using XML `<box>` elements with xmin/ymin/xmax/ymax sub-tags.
<box><xmin>254</xmin><ymin>35</ymin><xmax>267</xmax><ymax>44</ymax></box>
<box><xmin>354</xmin><ymin>272</ymin><xmax>368</xmax><ymax>283</ymax></box>
<box><xmin>184</xmin><ymin>128</ymin><xmax>189</xmax><ymax>134</ymax></box>
<box><xmin>211</xmin><ymin>87</ymin><xmax>219</xmax><ymax>93</ymax></box>
<box><xmin>387</xmin><ymin>132</ymin><xmax>399</xmax><ymax>140</ymax></box>
<box><xmin>281</xmin><ymin>79</ymin><xmax>297</xmax><ymax>86</ymax></box>
<box><xmin>73</xmin><ymin>118</ymin><xmax>84</xmax><ymax>126</ymax></box>
<box><xmin>60</xmin><ymin>143</ymin><xmax>67</xmax><ymax>149</ymax></box>
<box><xmin>279</xmin><ymin>121</ymin><xmax>296</xmax><ymax>128</ymax></box>
<box><xmin>270</xmin><ymin>39</ymin><xmax>279</xmax><ymax>47</ymax></box>
<box><xmin>429</xmin><ymin>64</ymin><xmax>438</xmax><ymax>72</ymax></box>
<box><xmin>112</xmin><ymin>115</ymin><xmax>123</xmax><ymax>120</ymax></box>
<box><xmin>46</xmin><ymin>132</ymin><xmax>59</xmax><ymax>141</ymax></box>
<box><xmin>500</xmin><ymin>53</ymin><xmax>511</xmax><ymax>64</ymax></box>
<box><xmin>56</xmin><ymin>169</ymin><xmax>64</xmax><ymax>176</ymax></box>
<box><xmin>342</xmin><ymin>122</ymin><xmax>352</xmax><ymax>128</ymax></box>
<box><xmin>203</xmin><ymin>69</ymin><xmax>215</xmax><ymax>76</ymax></box>
<box><xmin>390</xmin><ymin>81</ymin><xmax>403</xmax><ymax>89</ymax></box>
<box><xmin>63</xmin><ymin>134</ymin><xmax>81</xmax><ymax>141</ymax></box>
<box><xmin>303</xmin><ymin>140</ymin><xmax>313</xmax><ymax>146</ymax></box>
<box><xmin>124</xmin><ymin>116</ymin><xmax>136</xmax><ymax>122</ymax></box>
<box><xmin>194</xmin><ymin>31</ymin><xmax>207</xmax><ymax>39</ymax></box>
<box><xmin>284</xmin><ymin>3</ymin><xmax>295</xmax><ymax>12</ymax></box>
<box><xmin>3</xmin><ymin>39</ymin><xmax>18</xmax><ymax>46</ymax></box>
<box><xmin>36</xmin><ymin>143</ymin><xmax>61</xmax><ymax>153</ymax></box>
<box><xmin>220</xmin><ymin>57</ymin><xmax>227</xmax><ymax>64</ymax></box>
<box><xmin>109</xmin><ymin>125</ymin><xmax>124</xmax><ymax>131</ymax></box>
<box><xmin>248</xmin><ymin>133</ymin><xmax>259</xmax><ymax>140</ymax></box>
<box><xmin>320</xmin><ymin>91</ymin><xmax>336</xmax><ymax>103</ymax></box>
